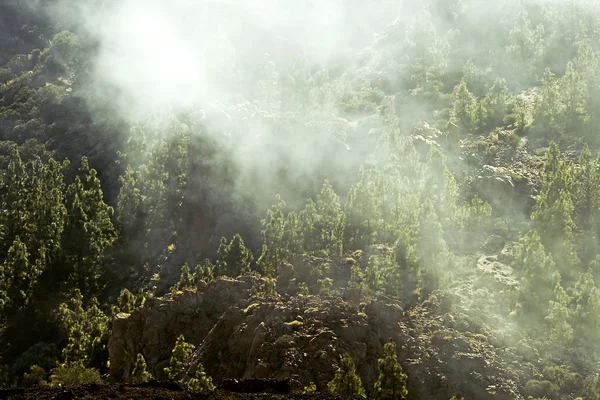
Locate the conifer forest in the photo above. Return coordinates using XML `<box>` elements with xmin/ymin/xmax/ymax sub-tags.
<box><xmin>2</xmin><ymin>0</ymin><xmax>600</xmax><ymax>399</ymax></box>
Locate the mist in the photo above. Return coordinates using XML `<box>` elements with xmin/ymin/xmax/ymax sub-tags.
<box><xmin>4</xmin><ymin>0</ymin><xmax>600</xmax><ymax>397</ymax></box>
<box><xmin>49</xmin><ymin>0</ymin><xmax>403</xmax><ymax>114</ymax></box>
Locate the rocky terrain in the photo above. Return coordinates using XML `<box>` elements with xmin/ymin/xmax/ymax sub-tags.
<box><xmin>108</xmin><ymin>251</ymin><xmax>535</xmax><ymax>400</ymax></box>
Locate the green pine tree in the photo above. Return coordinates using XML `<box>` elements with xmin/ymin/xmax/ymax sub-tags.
<box><xmin>62</xmin><ymin>158</ymin><xmax>116</xmax><ymax>298</ymax></box>
<box><xmin>257</xmin><ymin>195</ymin><xmax>287</xmax><ymax>276</ymax></box>
<box><xmin>116</xmin><ymin>165</ymin><xmax>144</xmax><ymax>263</ymax></box>
<box><xmin>298</xmin><ymin>198</ymin><xmax>319</xmax><ymax>254</ymax></box>
<box><xmin>532</xmin><ymin>69</ymin><xmax>564</xmax><ymax>137</ymax></box>
<box><xmin>0</xmin><ymin>236</ymin><xmax>41</xmax><ymax>316</ymax></box>
<box><xmin>515</xmin><ymin>232</ymin><xmax>561</xmax><ymax>323</ymax></box>
<box><xmin>0</xmin><ymin>149</ymin><xmax>27</xmax><ymax>255</ymax></box>
<box><xmin>483</xmin><ymin>77</ymin><xmax>512</xmax><ymax>128</ymax></box>
<box><xmin>215</xmin><ymin>234</ymin><xmax>254</xmax><ymax>277</ymax></box>
<box><xmin>172</xmin><ymin>264</ymin><xmax>195</xmax><ymax>292</ymax></box>
<box><xmin>57</xmin><ymin>289</ymin><xmax>110</xmax><ymax>370</ymax></box>
<box><xmin>560</xmin><ymin>61</ymin><xmax>587</xmax><ymax>131</ymax></box>
<box><xmin>186</xmin><ymin>363</ymin><xmax>215</xmax><ymax>394</ymax></box>
<box><xmin>374</xmin><ymin>341</ymin><xmax>409</xmax><ymax>399</ymax></box>
<box><xmin>112</xmin><ymin>288</ymin><xmax>136</xmax><ymax>315</ymax></box>
<box><xmin>164</xmin><ymin>334</ymin><xmax>195</xmax><ymax>380</ymax></box>
<box><xmin>194</xmin><ymin>259</ymin><xmax>215</xmax><ymax>283</ymax></box>
<box><xmin>315</xmin><ymin>180</ymin><xmax>345</xmax><ymax>256</ymax></box>
<box><xmin>532</xmin><ymin>142</ymin><xmax>578</xmax><ymax>280</ymax></box>
<box><xmin>132</xmin><ymin>353</ymin><xmax>153</xmax><ymax>384</ymax></box>
<box><xmin>327</xmin><ymin>353</ymin><xmax>366</xmax><ymax>398</ymax></box>
<box><xmin>451</xmin><ymin>80</ymin><xmax>476</xmax><ymax>133</ymax></box>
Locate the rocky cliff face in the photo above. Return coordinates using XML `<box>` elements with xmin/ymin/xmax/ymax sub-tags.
<box><xmin>109</xmin><ymin>254</ymin><xmax>534</xmax><ymax>400</ymax></box>
<box><xmin>109</xmin><ymin>276</ymin><xmax>258</xmax><ymax>381</ymax></box>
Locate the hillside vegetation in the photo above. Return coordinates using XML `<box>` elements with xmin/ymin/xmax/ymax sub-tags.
<box><xmin>2</xmin><ymin>0</ymin><xmax>600</xmax><ymax>399</ymax></box>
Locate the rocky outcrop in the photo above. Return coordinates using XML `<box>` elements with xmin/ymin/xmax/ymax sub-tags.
<box><xmin>108</xmin><ymin>276</ymin><xmax>259</xmax><ymax>381</ymax></box>
<box><xmin>469</xmin><ymin>164</ymin><xmax>538</xmax><ymax>216</ymax></box>
<box><xmin>411</xmin><ymin>121</ymin><xmax>455</xmax><ymax>159</ymax></box>
<box><xmin>110</xmin><ymin>266</ymin><xmax>530</xmax><ymax>399</ymax></box>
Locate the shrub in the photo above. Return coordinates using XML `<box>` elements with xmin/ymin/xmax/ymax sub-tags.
<box><xmin>302</xmin><ymin>382</ymin><xmax>317</xmax><ymax>394</ymax></box>
<box><xmin>504</xmin><ymin>132</ymin><xmax>522</xmax><ymax>149</ymax></box>
<box><xmin>583</xmin><ymin>373</ymin><xmax>600</xmax><ymax>400</ymax></box>
<box><xmin>0</xmin><ymin>68</ymin><xmax>12</xmax><ymax>84</ymax></box>
<box><xmin>0</xmin><ymin>365</ymin><xmax>10</xmax><ymax>388</ymax></box>
<box><xmin>10</xmin><ymin>342</ymin><xmax>58</xmax><ymax>379</ymax></box>
<box><xmin>524</xmin><ymin>379</ymin><xmax>559</xmax><ymax>399</ymax></box>
<box><xmin>22</xmin><ymin>365</ymin><xmax>47</xmax><ymax>388</ymax></box>
<box><xmin>298</xmin><ymin>282</ymin><xmax>310</xmax><ymax>296</ymax></box>
<box><xmin>543</xmin><ymin>365</ymin><xmax>584</xmax><ymax>394</ymax></box>
<box><xmin>284</xmin><ymin>320</ymin><xmax>304</xmax><ymax>329</ymax></box>
<box><xmin>49</xmin><ymin>363</ymin><xmax>102</xmax><ymax>387</ymax></box>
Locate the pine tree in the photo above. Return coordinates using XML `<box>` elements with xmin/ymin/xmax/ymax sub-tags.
<box><xmin>423</xmin><ymin>147</ymin><xmax>459</xmax><ymax>232</ymax></box>
<box><xmin>461</xmin><ymin>59</ymin><xmax>487</xmax><ymax>97</ymax></box>
<box><xmin>451</xmin><ymin>80</ymin><xmax>476</xmax><ymax>133</ymax></box>
<box><xmin>473</xmin><ymin>100</ymin><xmax>488</xmax><ymax>132</ymax></box>
<box><xmin>572</xmin><ymin>145</ymin><xmax>600</xmax><ymax>264</ymax></box>
<box><xmin>315</xmin><ymin>180</ymin><xmax>345</xmax><ymax>256</ymax></box>
<box><xmin>532</xmin><ymin>142</ymin><xmax>578</xmax><ymax>279</ymax></box>
<box><xmin>506</xmin><ymin>10</ymin><xmax>545</xmax><ymax>79</ymax></box>
<box><xmin>62</xmin><ymin>158</ymin><xmax>117</xmax><ymax>298</ymax></box>
<box><xmin>417</xmin><ymin>203</ymin><xmax>449</xmax><ymax>298</ymax></box>
<box><xmin>546</xmin><ymin>284</ymin><xmax>574</xmax><ymax>345</ymax></box>
<box><xmin>215</xmin><ymin>234</ymin><xmax>253</xmax><ymax>277</ymax></box>
<box><xmin>327</xmin><ymin>353</ymin><xmax>366</xmax><ymax>398</ymax></box>
<box><xmin>514</xmin><ymin>96</ymin><xmax>529</xmax><ymax>134</ymax></box>
<box><xmin>572</xmin><ymin>269</ymin><xmax>600</xmax><ymax>346</ymax></box>
<box><xmin>572</xmin><ymin>145</ymin><xmax>600</xmax><ymax>231</ymax></box>
<box><xmin>186</xmin><ymin>363</ymin><xmax>215</xmax><ymax>394</ymax></box>
<box><xmin>533</xmin><ymin>69</ymin><xmax>564</xmax><ymax>136</ymax></box>
<box><xmin>0</xmin><ymin>236</ymin><xmax>42</xmax><ymax>316</ymax></box>
<box><xmin>57</xmin><ymin>289</ymin><xmax>110</xmax><ymax>369</ymax></box>
<box><xmin>364</xmin><ymin>256</ymin><xmax>383</xmax><ymax>296</ymax></box>
<box><xmin>22</xmin><ymin>157</ymin><xmax>68</xmax><ymax>273</ymax></box>
<box><xmin>483</xmin><ymin>77</ymin><xmax>512</xmax><ymax>128</ymax></box>
<box><xmin>165</xmin><ymin>334</ymin><xmax>195</xmax><ymax>380</ymax></box>
<box><xmin>0</xmin><ymin>149</ymin><xmax>27</xmax><ymax>255</ymax></box>
<box><xmin>194</xmin><ymin>259</ymin><xmax>215</xmax><ymax>283</ymax></box>
<box><xmin>560</xmin><ymin>61</ymin><xmax>587</xmax><ymax>131</ymax></box>
<box><xmin>258</xmin><ymin>195</ymin><xmax>287</xmax><ymax>276</ymax></box>
<box><xmin>112</xmin><ymin>288</ymin><xmax>136</xmax><ymax>315</ymax></box>
<box><xmin>172</xmin><ymin>264</ymin><xmax>195</xmax><ymax>292</ymax></box>
<box><xmin>374</xmin><ymin>341</ymin><xmax>409</xmax><ymax>399</ymax></box>
<box><xmin>516</xmin><ymin>232</ymin><xmax>561</xmax><ymax>321</ymax></box>
<box><xmin>298</xmin><ymin>198</ymin><xmax>319</xmax><ymax>253</ymax></box>
<box><xmin>282</xmin><ymin>211</ymin><xmax>302</xmax><ymax>260</ymax></box>
<box><xmin>574</xmin><ymin>40</ymin><xmax>600</xmax><ymax>138</ymax></box>
<box><xmin>344</xmin><ymin>164</ymin><xmax>383</xmax><ymax>249</ymax></box>
<box><xmin>117</xmin><ymin>165</ymin><xmax>144</xmax><ymax>252</ymax></box>
<box><xmin>132</xmin><ymin>353</ymin><xmax>153</xmax><ymax>384</ymax></box>
<box><xmin>348</xmin><ymin>264</ymin><xmax>364</xmax><ymax>291</ymax></box>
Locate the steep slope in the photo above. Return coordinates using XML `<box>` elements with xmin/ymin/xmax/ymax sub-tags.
<box><xmin>109</xmin><ymin>251</ymin><xmax>533</xmax><ymax>400</ymax></box>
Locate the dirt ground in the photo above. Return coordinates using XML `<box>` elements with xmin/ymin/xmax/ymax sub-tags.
<box><xmin>0</xmin><ymin>381</ymin><xmax>355</xmax><ymax>400</ymax></box>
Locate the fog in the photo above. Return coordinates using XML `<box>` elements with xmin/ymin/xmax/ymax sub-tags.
<box><xmin>47</xmin><ymin>0</ymin><xmax>406</xmax><ymax>117</ymax></box>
